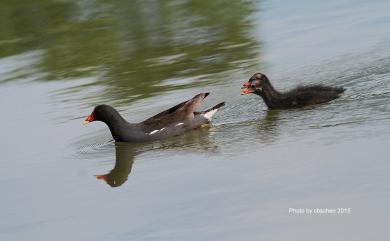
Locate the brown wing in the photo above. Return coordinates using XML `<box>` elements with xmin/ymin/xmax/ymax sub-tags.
<box><xmin>141</xmin><ymin>93</ymin><xmax>206</xmax><ymax>130</ymax></box>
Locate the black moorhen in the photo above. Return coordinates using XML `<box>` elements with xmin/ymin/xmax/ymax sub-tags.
<box><xmin>241</xmin><ymin>73</ymin><xmax>344</xmax><ymax>109</ymax></box>
<box><xmin>83</xmin><ymin>93</ymin><xmax>225</xmax><ymax>142</ymax></box>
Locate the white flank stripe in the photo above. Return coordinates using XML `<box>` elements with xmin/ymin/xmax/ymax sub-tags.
<box><xmin>149</xmin><ymin>130</ymin><xmax>159</xmax><ymax>135</ymax></box>
<box><xmin>175</xmin><ymin>122</ymin><xmax>184</xmax><ymax>126</ymax></box>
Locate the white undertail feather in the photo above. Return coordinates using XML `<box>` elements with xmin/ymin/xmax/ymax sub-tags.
<box><xmin>202</xmin><ymin>109</ymin><xmax>218</xmax><ymax>120</ymax></box>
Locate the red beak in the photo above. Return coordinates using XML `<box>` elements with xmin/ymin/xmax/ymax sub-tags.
<box><xmin>83</xmin><ymin>112</ymin><xmax>95</xmax><ymax>125</ymax></box>
<box><xmin>95</xmin><ymin>174</ymin><xmax>108</xmax><ymax>183</ymax></box>
<box><xmin>241</xmin><ymin>82</ymin><xmax>254</xmax><ymax>95</ymax></box>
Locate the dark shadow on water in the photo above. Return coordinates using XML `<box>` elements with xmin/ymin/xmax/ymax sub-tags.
<box><xmin>95</xmin><ymin>127</ymin><xmax>218</xmax><ymax>188</ymax></box>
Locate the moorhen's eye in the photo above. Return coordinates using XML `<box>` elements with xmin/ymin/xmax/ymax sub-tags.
<box><xmin>250</xmin><ymin>80</ymin><xmax>260</xmax><ymax>88</ymax></box>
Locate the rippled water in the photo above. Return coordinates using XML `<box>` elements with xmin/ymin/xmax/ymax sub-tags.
<box><xmin>1</xmin><ymin>0</ymin><xmax>390</xmax><ymax>240</ymax></box>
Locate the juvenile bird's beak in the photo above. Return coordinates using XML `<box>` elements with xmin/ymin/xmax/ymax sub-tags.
<box><xmin>241</xmin><ymin>82</ymin><xmax>255</xmax><ymax>95</ymax></box>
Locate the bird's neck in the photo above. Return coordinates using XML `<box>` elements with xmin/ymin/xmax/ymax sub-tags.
<box><xmin>257</xmin><ymin>79</ymin><xmax>282</xmax><ymax>108</ymax></box>
<box><xmin>103</xmin><ymin>110</ymin><xmax>129</xmax><ymax>141</ymax></box>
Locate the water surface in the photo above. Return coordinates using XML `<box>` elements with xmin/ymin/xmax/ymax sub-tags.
<box><xmin>1</xmin><ymin>0</ymin><xmax>390</xmax><ymax>240</ymax></box>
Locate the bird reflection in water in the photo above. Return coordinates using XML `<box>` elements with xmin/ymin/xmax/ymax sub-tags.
<box><xmin>96</xmin><ymin>127</ymin><xmax>218</xmax><ymax>187</ymax></box>
<box><xmin>95</xmin><ymin>142</ymin><xmax>136</xmax><ymax>187</ymax></box>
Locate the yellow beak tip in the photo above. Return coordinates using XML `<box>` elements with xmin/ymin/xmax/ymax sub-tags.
<box><xmin>83</xmin><ymin>120</ymin><xmax>90</xmax><ymax>125</ymax></box>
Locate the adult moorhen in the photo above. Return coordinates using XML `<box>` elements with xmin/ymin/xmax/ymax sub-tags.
<box><xmin>83</xmin><ymin>93</ymin><xmax>225</xmax><ymax>142</ymax></box>
<box><xmin>241</xmin><ymin>73</ymin><xmax>344</xmax><ymax>109</ymax></box>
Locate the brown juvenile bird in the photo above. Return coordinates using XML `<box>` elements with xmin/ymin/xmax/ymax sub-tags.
<box><xmin>241</xmin><ymin>73</ymin><xmax>344</xmax><ymax>109</ymax></box>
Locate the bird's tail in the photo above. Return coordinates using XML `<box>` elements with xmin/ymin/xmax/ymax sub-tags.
<box><xmin>198</xmin><ymin>102</ymin><xmax>225</xmax><ymax>120</ymax></box>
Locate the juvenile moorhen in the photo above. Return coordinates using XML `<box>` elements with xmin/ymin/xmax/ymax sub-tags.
<box><xmin>83</xmin><ymin>93</ymin><xmax>225</xmax><ymax>142</ymax></box>
<box><xmin>241</xmin><ymin>73</ymin><xmax>344</xmax><ymax>109</ymax></box>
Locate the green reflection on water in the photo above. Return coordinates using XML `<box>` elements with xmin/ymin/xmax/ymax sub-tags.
<box><xmin>1</xmin><ymin>0</ymin><xmax>261</xmax><ymax>104</ymax></box>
